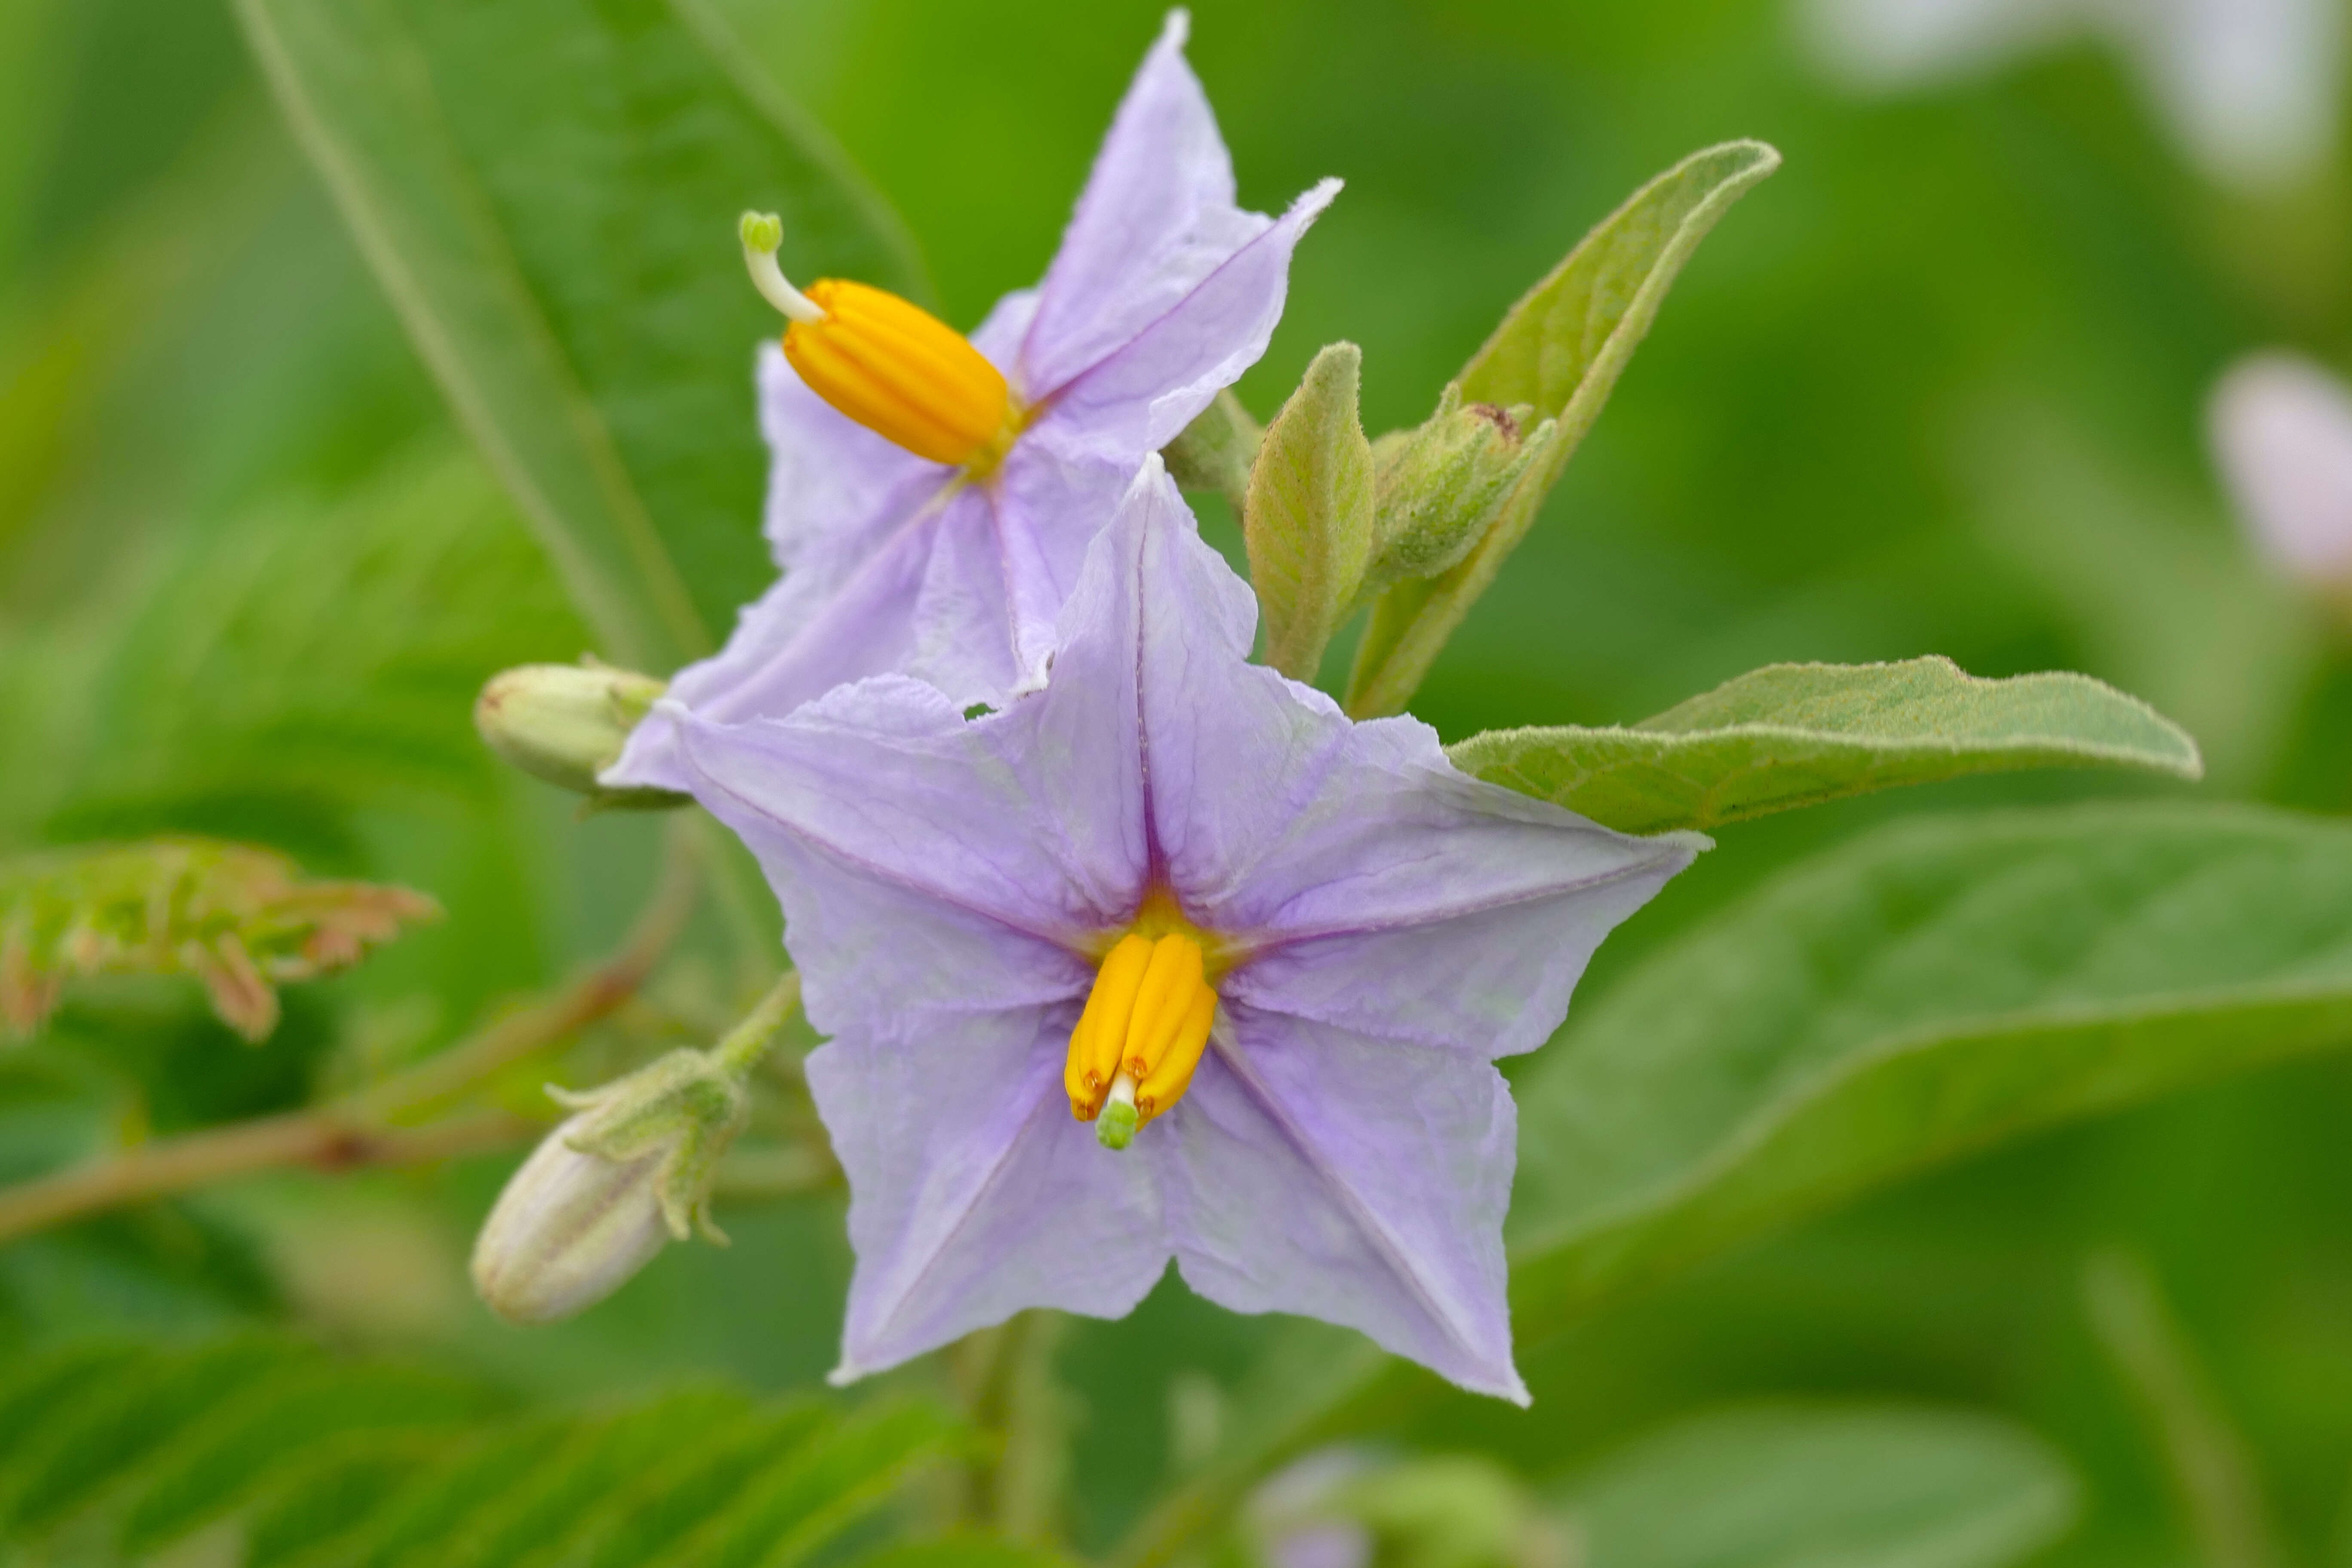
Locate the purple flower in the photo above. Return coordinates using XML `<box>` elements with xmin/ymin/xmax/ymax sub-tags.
<box><xmin>609</xmin><ymin>12</ymin><xmax>1339</xmax><ymax>790</ymax></box>
<box><xmin>669</xmin><ymin>462</ymin><xmax>1703</xmax><ymax>1400</ymax></box>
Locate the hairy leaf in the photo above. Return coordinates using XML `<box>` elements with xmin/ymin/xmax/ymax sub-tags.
<box><xmin>233</xmin><ymin>0</ymin><xmax>928</xmax><ymax>671</ymax></box>
<box><xmin>0</xmin><ymin>1338</ymin><xmax>965</xmax><ymax>1566</ymax></box>
<box><xmin>1347</xmin><ymin>141</ymin><xmax>1779</xmax><ymax>717</ymax></box>
<box><xmin>1451</xmin><ymin>657</ymin><xmax>2202</xmax><ymax>834</ymax></box>
<box><xmin>1507</xmin><ymin>804</ymin><xmax>2352</xmax><ymax>1325</ymax></box>
<box><xmin>1560</xmin><ymin>1405</ymin><xmax>2077</xmax><ymax>1568</ymax></box>
<box><xmin>1245</xmin><ymin>343</ymin><xmax>1375</xmax><ymax>681</ymax></box>
<box><xmin>0</xmin><ymin>839</ymin><xmax>438</xmax><ymax>1041</ymax></box>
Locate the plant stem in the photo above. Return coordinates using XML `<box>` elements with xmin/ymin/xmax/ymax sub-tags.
<box><xmin>2084</xmin><ymin>1249</ymin><xmax>2284</xmax><ymax>1568</ymax></box>
<box><xmin>0</xmin><ymin>1111</ymin><xmax>537</xmax><ymax>1242</ymax></box>
<box><xmin>711</xmin><ymin>970</ymin><xmax>802</xmax><ymax>1078</ymax></box>
<box><xmin>945</xmin><ymin>1310</ymin><xmax>1071</xmax><ymax>1542</ymax></box>
<box><xmin>0</xmin><ymin>824</ymin><xmax>701</xmax><ymax>1247</ymax></box>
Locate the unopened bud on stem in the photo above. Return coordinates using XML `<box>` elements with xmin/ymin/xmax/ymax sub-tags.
<box><xmin>1360</xmin><ymin>383</ymin><xmax>1552</xmax><ymax>599</ymax></box>
<box><xmin>472</xmin><ymin>974</ymin><xmax>802</xmax><ymax>1324</ymax></box>
<box><xmin>474</xmin><ymin>660</ymin><xmax>683</xmax><ymax>808</ymax></box>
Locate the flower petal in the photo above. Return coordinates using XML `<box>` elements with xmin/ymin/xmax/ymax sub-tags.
<box><xmin>756</xmin><ymin>340</ymin><xmax>949</xmax><ymax>577</ymax></box>
<box><xmin>812</xmin><ymin>1008</ymin><xmax>1168</xmax><ymax>1381</ymax></box>
<box><xmin>608</xmin><ymin>484</ymin><xmax>979</xmax><ymax>790</ymax></box>
<box><xmin>674</xmin><ymin>675</ymin><xmax>1142</xmax><ymax>1036</ymax></box>
<box><xmin>1038</xmin><ymin>178</ymin><xmax>1340</xmax><ymax>462</ymax></box>
<box><xmin>1087</xmin><ymin>460</ymin><xmax>1702</xmax><ymax>1056</ymax></box>
<box><xmin>606</xmin><ymin>285</ymin><xmax>1049</xmax><ymax>791</ymax></box>
<box><xmin>2211</xmin><ymin>349</ymin><xmax>2352</xmax><ymax>583</ymax></box>
<box><xmin>1019</xmin><ymin>11</ymin><xmax>1273</xmax><ymax>398</ymax></box>
<box><xmin>1160</xmin><ymin>1005</ymin><xmax>1527</xmax><ymax>1403</ymax></box>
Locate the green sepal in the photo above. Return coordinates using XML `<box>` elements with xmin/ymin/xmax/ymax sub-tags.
<box><xmin>553</xmin><ymin>1048</ymin><xmax>751</xmax><ymax>1243</ymax></box>
<box><xmin>1242</xmin><ymin>343</ymin><xmax>1375</xmax><ymax>682</ymax></box>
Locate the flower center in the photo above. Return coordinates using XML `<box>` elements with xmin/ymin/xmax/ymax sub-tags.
<box><xmin>741</xmin><ymin>212</ymin><xmax>1020</xmax><ymax>473</ymax></box>
<box><xmin>1064</xmin><ymin>897</ymin><xmax>1222</xmax><ymax>1150</ymax></box>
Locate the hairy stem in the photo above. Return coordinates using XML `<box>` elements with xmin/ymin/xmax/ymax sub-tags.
<box><xmin>0</xmin><ymin>824</ymin><xmax>701</xmax><ymax>1246</ymax></box>
<box><xmin>711</xmin><ymin>970</ymin><xmax>802</xmax><ymax>1078</ymax></box>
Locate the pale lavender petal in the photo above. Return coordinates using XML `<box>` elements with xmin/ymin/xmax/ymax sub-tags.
<box><xmin>1019</xmin><ymin>12</ymin><xmax>1273</xmax><ymax>398</ymax></box>
<box><xmin>1157</xmin><ymin>1008</ymin><xmax>1527</xmax><ymax>1403</ymax></box>
<box><xmin>1227</xmin><ymin>837</ymin><xmax>1694</xmax><ymax>1062</ymax></box>
<box><xmin>1038</xmin><ymin>178</ymin><xmax>1341</xmax><ymax>462</ymax></box>
<box><xmin>606</xmin><ymin>484</ymin><xmax>977</xmax><ymax>790</ymax></box>
<box><xmin>970</xmin><ymin>285</ymin><xmax>1042</xmax><ymax>370</ymax></box>
<box><xmin>811</xmin><ymin>1009</ymin><xmax>1167</xmax><ymax>1381</ymax></box>
<box><xmin>606</xmin><ymin>286</ymin><xmax>1051</xmax><ymax>790</ymax></box>
<box><xmin>756</xmin><ymin>340</ymin><xmax>949</xmax><ymax>576</ymax></box>
<box><xmin>2210</xmin><ymin>349</ymin><xmax>2352</xmax><ymax>583</ymax></box>
<box><xmin>1098</xmin><ymin>460</ymin><xmax>1701</xmax><ymax>1056</ymax></box>
<box><xmin>673</xmin><ymin>675</ymin><xmax>1145</xmax><ymax>1037</ymax></box>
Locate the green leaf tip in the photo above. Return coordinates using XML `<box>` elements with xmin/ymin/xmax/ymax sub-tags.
<box><xmin>1345</xmin><ymin>138</ymin><xmax>1780</xmax><ymax>719</ymax></box>
<box><xmin>1451</xmin><ymin>656</ymin><xmax>2202</xmax><ymax>835</ymax></box>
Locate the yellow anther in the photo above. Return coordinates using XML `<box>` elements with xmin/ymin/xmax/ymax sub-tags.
<box><xmin>1065</xmin><ymin>927</ymin><xmax>1218</xmax><ymax>1145</ymax></box>
<box><xmin>1135</xmin><ymin>985</ymin><xmax>1214</xmax><ymax>1123</ymax></box>
<box><xmin>1065</xmin><ymin>933</ymin><xmax>1152</xmax><ymax>1121</ymax></box>
<box><xmin>1122</xmin><ymin>934</ymin><xmax>1205</xmax><ymax>1081</ymax></box>
<box><xmin>740</xmin><ymin>210</ymin><xmax>1015</xmax><ymax>470</ymax></box>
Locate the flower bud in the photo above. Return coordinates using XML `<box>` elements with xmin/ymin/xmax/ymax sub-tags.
<box><xmin>1363</xmin><ymin>383</ymin><xmax>1553</xmax><ymax>594</ymax></box>
<box><xmin>470</xmin><ymin>1114</ymin><xmax>673</xmax><ymax>1324</ymax></box>
<box><xmin>473</xmin><ymin>661</ymin><xmax>683</xmax><ymax>808</ymax></box>
<box><xmin>471</xmin><ymin>1048</ymin><xmax>751</xmax><ymax>1324</ymax></box>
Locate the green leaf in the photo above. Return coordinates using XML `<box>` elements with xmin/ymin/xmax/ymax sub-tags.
<box><xmin>1449</xmin><ymin>657</ymin><xmax>2203</xmax><ymax>835</ymax></box>
<box><xmin>847</xmin><ymin>1543</ymin><xmax>1075</xmax><ymax>1568</ymax></box>
<box><xmin>1507</xmin><ymin>803</ymin><xmax>2352</xmax><ymax>1326</ymax></box>
<box><xmin>1244</xmin><ymin>343</ymin><xmax>1375</xmax><ymax>682</ymax></box>
<box><xmin>1560</xmin><ymin>1405</ymin><xmax>2077</xmax><ymax>1568</ymax></box>
<box><xmin>0</xmin><ymin>1337</ymin><xmax>966</xmax><ymax>1566</ymax></box>
<box><xmin>0</xmin><ymin>837</ymin><xmax>439</xmax><ymax>1041</ymax></box>
<box><xmin>231</xmin><ymin>0</ymin><xmax>928</xmax><ymax>672</ymax></box>
<box><xmin>1345</xmin><ymin>141</ymin><xmax>1779</xmax><ymax>718</ymax></box>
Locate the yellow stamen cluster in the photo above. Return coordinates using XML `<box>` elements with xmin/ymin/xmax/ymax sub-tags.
<box><xmin>1066</xmin><ymin>930</ymin><xmax>1217</xmax><ymax>1149</ymax></box>
<box><xmin>741</xmin><ymin>212</ymin><xmax>1018</xmax><ymax>472</ymax></box>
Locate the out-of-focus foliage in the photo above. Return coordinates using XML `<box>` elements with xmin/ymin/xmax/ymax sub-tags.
<box><xmin>0</xmin><ymin>837</ymin><xmax>436</xmax><ymax>1040</ymax></box>
<box><xmin>0</xmin><ymin>1334</ymin><xmax>992</xmax><ymax>1568</ymax></box>
<box><xmin>1555</xmin><ymin>1404</ymin><xmax>2078</xmax><ymax>1568</ymax></box>
<box><xmin>230</xmin><ymin>0</ymin><xmax>931</xmax><ymax>671</ymax></box>
<box><xmin>1452</xmin><ymin>656</ymin><xmax>2202</xmax><ymax>833</ymax></box>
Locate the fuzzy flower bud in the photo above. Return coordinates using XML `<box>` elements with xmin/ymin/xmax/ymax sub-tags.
<box><xmin>1363</xmin><ymin>383</ymin><xmax>1552</xmax><ymax>594</ymax></box>
<box><xmin>474</xmin><ymin>661</ymin><xmax>683</xmax><ymax>808</ymax></box>
<box><xmin>472</xmin><ymin>1048</ymin><xmax>752</xmax><ymax>1324</ymax></box>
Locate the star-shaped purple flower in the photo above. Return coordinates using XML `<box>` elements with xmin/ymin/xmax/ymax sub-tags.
<box><xmin>670</xmin><ymin>462</ymin><xmax>1703</xmax><ymax>1400</ymax></box>
<box><xmin>609</xmin><ymin>12</ymin><xmax>1339</xmax><ymax>791</ymax></box>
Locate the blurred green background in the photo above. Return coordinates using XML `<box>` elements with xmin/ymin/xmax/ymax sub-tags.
<box><xmin>4</xmin><ymin>1</ymin><xmax>2350</xmax><ymax>1564</ymax></box>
